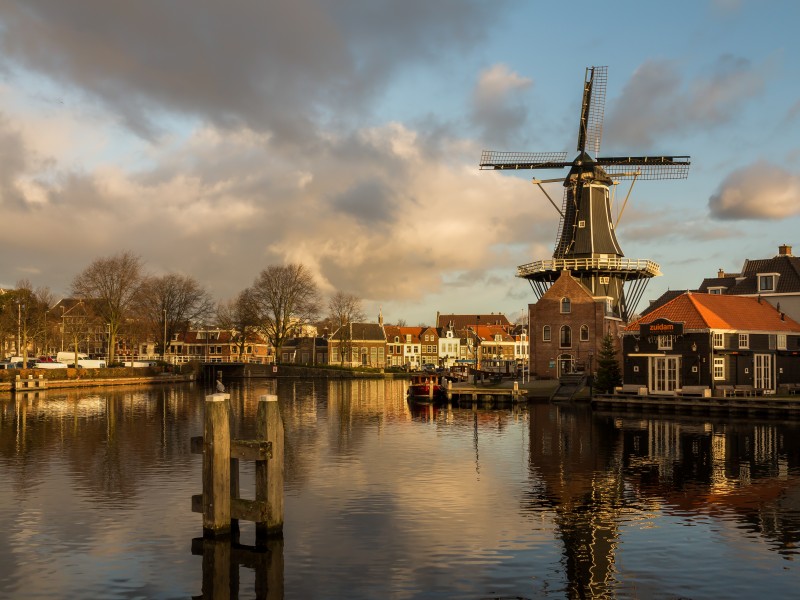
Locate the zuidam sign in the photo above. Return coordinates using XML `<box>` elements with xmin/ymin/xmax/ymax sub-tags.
<box><xmin>640</xmin><ymin>318</ymin><xmax>684</xmax><ymax>337</ymax></box>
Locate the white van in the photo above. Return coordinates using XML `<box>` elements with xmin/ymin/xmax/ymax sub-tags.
<box><xmin>77</xmin><ymin>359</ymin><xmax>106</xmax><ymax>369</ymax></box>
<box><xmin>35</xmin><ymin>361</ymin><xmax>68</xmax><ymax>369</ymax></box>
<box><xmin>56</xmin><ymin>351</ymin><xmax>88</xmax><ymax>365</ymax></box>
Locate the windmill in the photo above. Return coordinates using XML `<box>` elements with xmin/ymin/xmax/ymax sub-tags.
<box><xmin>480</xmin><ymin>66</ymin><xmax>689</xmax><ymax>321</ymax></box>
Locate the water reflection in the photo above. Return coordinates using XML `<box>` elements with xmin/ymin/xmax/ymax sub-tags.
<box><xmin>526</xmin><ymin>402</ymin><xmax>800</xmax><ymax>598</ymax></box>
<box><xmin>1</xmin><ymin>382</ymin><xmax>800</xmax><ymax>598</ymax></box>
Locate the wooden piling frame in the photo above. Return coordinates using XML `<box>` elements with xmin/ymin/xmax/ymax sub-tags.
<box><xmin>192</xmin><ymin>393</ymin><xmax>285</xmax><ymax>540</ymax></box>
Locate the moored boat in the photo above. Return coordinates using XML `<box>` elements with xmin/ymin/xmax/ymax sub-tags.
<box><xmin>407</xmin><ymin>374</ymin><xmax>445</xmax><ymax>402</ymax></box>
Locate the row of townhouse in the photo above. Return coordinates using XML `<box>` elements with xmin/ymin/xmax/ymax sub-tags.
<box><xmin>158</xmin><ymin>312</ymin><xmax>529</xmax><ymax>371</ymax></box>
<box><xmin>327</xmin><ymin>313</ymin><xmax>528</xmax><ymax>371</ymax></box>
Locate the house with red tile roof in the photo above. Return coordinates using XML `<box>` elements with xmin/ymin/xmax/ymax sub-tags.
<box><xmin>622</xmin><ymin>291</ymin><xmax>800</xmax><ymax>395</ymax></box>
<box><xmin>697</xmin><ymin>244</ymin><xmax>800</xmax><ymax>323</ymax></box>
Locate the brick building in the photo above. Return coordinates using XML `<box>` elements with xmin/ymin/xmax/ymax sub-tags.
<box><xmin>529</xmin><ymin>270</ymin><xmax>623</xmax><ymax>379</ymax></box>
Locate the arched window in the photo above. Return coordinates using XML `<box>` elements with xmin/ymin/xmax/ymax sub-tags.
<box><xmin>580</xmin><ymin>325</ymin><xmax>589</xmax><ymax>342</ymax></box>
<box><xmin>560</xmin><ymin>297</ymin><xmax>571</xmax><ymax>314</ymax></box>
<box><xmin>543</xmin><ymin>325</ymin><xmax>551</xmax><ymax>342</ymax></box>
<box><xmin>560</xmin><ymin>325</ymin><xmax>572</xmax><ymax>348</ymax></box>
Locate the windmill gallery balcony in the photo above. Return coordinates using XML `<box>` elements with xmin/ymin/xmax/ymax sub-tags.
<box><xmin>516</xmin><ymin>257</ymin><xmax>662</xmax><ymax>280</ymax></box>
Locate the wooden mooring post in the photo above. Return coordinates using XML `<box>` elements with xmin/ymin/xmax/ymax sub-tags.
<box><xmin>13</xmin><ymin>374</ymin><xmax>47</xmax><ymax>394</ymax></box>
<box><xmin>191</xmin><ymin>393</ymin><xmax>284</xmax><ymax>539</ymax></box>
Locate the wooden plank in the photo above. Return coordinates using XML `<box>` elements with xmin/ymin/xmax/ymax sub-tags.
<box><xmin>231</xmin><ymin>439</ymin><xmax>272</xmax><ymax>461</ymax></box>
<box><xmin>231</xmin><ymin>498</ymin><xmax>271</xmax><ymax>522</ymax></box>
<box><xmin>191</xmin><ymin>437</ymin><xmax>272</xmax><ymax>460</ymax></box>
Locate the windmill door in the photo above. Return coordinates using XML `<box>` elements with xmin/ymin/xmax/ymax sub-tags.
<box><xmin>649</xmin><ymin>356</ymin><xmax>680</xmax><ymax>395</ymax></box>
<box><xmin>754</xmin><ymin>354</ymin><xmax>774</xmax><ymax>392</ymax></box>
<box><xmin>558</xmin><ymin>354</ymin><xmax>574</xmax><ymax>377</ymax></box>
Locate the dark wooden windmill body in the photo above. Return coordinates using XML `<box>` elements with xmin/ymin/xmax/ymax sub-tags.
<box><xmin>480</xmin><ymin>66</ymin><xmax>689</xmax><ymax>321</ymax></box>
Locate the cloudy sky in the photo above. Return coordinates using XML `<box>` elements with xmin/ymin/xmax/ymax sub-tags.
<box><xmin>1</xmin><ymin>0</ymin><xmax>798</xmax><ymax>325</ymax></box>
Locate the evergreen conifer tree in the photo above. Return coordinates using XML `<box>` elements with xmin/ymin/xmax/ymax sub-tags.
<box><xmin>594</xmin><ymin>333</ymin><xmax>622</xmax><ymax>393</ymax></box>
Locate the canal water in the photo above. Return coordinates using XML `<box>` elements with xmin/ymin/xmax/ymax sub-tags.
<box><xmin>1</xmin><ymin>379</ymin><xmax>800</xmax><ymax>599</ymax></box>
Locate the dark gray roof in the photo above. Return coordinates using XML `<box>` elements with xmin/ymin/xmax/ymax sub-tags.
<box><xmin>640</xmin><ymin>289</ymin><xmax>688</xmax><ymax>317</ymax></box>
<box><xmin>333</xmin><ymin>322</ymin><xmax>386</xmax><ymax>341</ymax></box>
<box><xmin>436</xmin><ymin>314</ymin><xmax>511</xmax><ymax>330</ymax></box>
<box><xmin>698</xmin><ymin>276</ymin><xmax>738</xmax><ymax>293</ymax></box>
<box><xmin>728</xmin><ymin>256</ymin><xmax>800</xmax><ymax>295</ymax></box>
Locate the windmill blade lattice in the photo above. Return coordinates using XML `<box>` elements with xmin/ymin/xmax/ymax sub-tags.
<box><xmin>583</xmin><ymin>66</ymin><xmax>606</xmax><ymax>156</ymax></box>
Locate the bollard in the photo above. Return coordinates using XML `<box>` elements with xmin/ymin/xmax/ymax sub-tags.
<box><xmin>203</xmin><ymin>393</ymin><xmax>231</xmax><ymax>537</ymax></box>
<box><xmin>256</xmin><ymin>394</ymin><xmax>284</xmax><ymax>539</ymax></box>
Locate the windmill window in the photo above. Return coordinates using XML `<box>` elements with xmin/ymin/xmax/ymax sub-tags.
<box><xmin>599</xmin><ymin>276</ymin><xmax>610</xmax><ymax>284</ymax></box>
<box><xmin>543</xmin><ymin>325</ymin><xmax>551</xmax><ymax>342</ymax></box>
<box><xmin>559</xmin><ymin>326</ymin><xmax>572</xmax><ymax>348</ymax></box>
<box><xmin>578</xmin><ymin>220</ymin><xmax>586</xmax><ymax>228</ymax></box>
<box><xmin>560</xmin><ymin>298</ymin><xmax>571</xmax><ymax>314</ymax></box>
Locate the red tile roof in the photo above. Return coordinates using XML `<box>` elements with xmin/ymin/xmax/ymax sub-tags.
<box><xmin>626</xmin><ymin>292</ymin><xmax>800</xmax><ymax>332</ymax></box>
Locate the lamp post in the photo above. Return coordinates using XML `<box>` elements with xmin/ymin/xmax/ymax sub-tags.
<box><xmin>43</xmin><ymin>309</ymin><xmax>49</xmax><ymax>358</ymax></box>
<box><xmin>17</xmin><ymin>300</ymin><xmax>21</xmax><ymax>357</ymax></box>
<box><xmin>163</xmin><ymin>308</ymin><xmax>167</xmax><ymax>364</ymax></box>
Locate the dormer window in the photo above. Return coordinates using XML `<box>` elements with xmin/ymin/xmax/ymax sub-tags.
<box><xmin>758</xmin><ymin>273</ymin><xmax>778</xmax><ymax>292</ymax></box>
<box><xmin>560</xmin><ymin>297</ymin><xmax>571</xmax><ymax>314</ymax></box>
<box><xmin>707</xmin><ymin>287</ymin><xmax>725</xmax><ymax>295</ymax></box>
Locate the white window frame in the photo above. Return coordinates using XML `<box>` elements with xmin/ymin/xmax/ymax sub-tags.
<box><xmin>757</xmin><ymin>273</ymin><xmax>778</xmax><ymax>293</ymax></box>
<box><xmin>778</xmin><ymin>334</ymin><xmax>787</xmax><ymax>350</ymax></box>
<box><xmin>580</xmin><ymin>324</ymin><xmax>589</xmax><ymax>342</ymax></box>
<box><xmin>713</xmin><ymin>332</ymin><xmax>724</xmax><ymax>349</ymax></box>
<box><xmin>657</xmin><ymin>335</ymin><xmax>673</xmax><ymax>350</ymax></box>
<box><xmin>543</xmin><ymin>325</ymin><xmax>551</xmax><ymax>342</ymax></box>
<box><xmin>560</xmin><ymin>297</ymin><xmax>571</xmax><ymax>314</ymax></box>
<box><xmin>713</xmin><ymin>357</ymin><xmax>725</xmax><ymax>380</ymax></box>
<box><xmin>739</xmin><ymin>333</ymin><xmax>749</xmax><ymax>349</ymax></box>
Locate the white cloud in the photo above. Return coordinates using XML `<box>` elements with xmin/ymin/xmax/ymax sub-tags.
<box><xmin>709</xmin><ymin>161</ymin><xmax>800</xmax><ymax>220</ymax></box>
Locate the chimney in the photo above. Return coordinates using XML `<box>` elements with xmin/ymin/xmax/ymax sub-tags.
<box><xmin>717</xmin><ymin>268</ymin><xmax>725</xmax><ymax>278</ymax></box>
<box><xmin>779</xmin><ymin>244</ymin><xmax>792</xmax><ymax>256</ymax></box>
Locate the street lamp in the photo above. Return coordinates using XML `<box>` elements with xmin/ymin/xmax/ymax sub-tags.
<box><xmin>43</xmin><ymin>309</ymin><xmax>49</xmax><ymax>358</ymax></box>
<box><xmin>163</xmin><ymin>308</ymin><xmax>167</xmax><ymax>364</ymax></box>
<box><xmin>17</xmin><ymin>300</ymin><xmax>21</xmax><ymax>357</ymax></box>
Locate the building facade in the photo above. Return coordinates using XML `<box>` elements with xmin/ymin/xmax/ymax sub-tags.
<box><xmin>622</xmin><ymin>292</ymin><xmax>800</xmax><ymax>395</ymax></box>
<box><xmin>529</xmin><ymin>270</ymin><xmax>624</xmax><ymax>379</ymax></box>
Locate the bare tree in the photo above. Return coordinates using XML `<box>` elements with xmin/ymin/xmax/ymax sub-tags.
<box><xmin>217</xmin><ymin>289</ymin><xmax>260</xmax><ymax>361</ymax></box>
<box><xmin>71</xmin><ymin>252</ymin><xmax>143</xmax><ymax>364</ymax></box>
<box><xmin>136</xmin><ymin>273</ymin><xmax>214</xmax><ymax>359</ymax></box>
<box><xmin>249</xmin><ymin>264</ymin><xmax>320</xmax><ymax>360</ymax></box>
<box><xmin>61</xmin><ymin>300</ymin><xmax>92</xmax><ymax>366</ymax></box>
<box><xmin>327</xmin><ymin>291</ymin><xmax>365</xmax><ymax>366</ymax></box>
<box><xmin>1</xmin><ymin>280</ymin><xmax>51</xmax><ymax>363</ymax></box>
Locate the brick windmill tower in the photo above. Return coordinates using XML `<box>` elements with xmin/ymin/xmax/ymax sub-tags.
<box><xmin>480</xmin><ymin>66</ymin><xmax>690</xmax><ymax>379</ymax></box>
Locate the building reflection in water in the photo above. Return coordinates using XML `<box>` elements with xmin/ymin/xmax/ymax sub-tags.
<box><xmin>526</xmin><ymin>402</ymin><xmax>800</xmax><ymax>597</ymax></box>
<box><xmin>3</xmin><ymin>381</ymin><xmax>800</xmax><ymax>598</ymax></box>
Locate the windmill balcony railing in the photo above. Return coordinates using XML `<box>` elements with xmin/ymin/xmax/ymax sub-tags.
<box><xmin>517</xmin><ymin>257</ymin><xmax>662</xmax><ymax>278</ymax></box>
